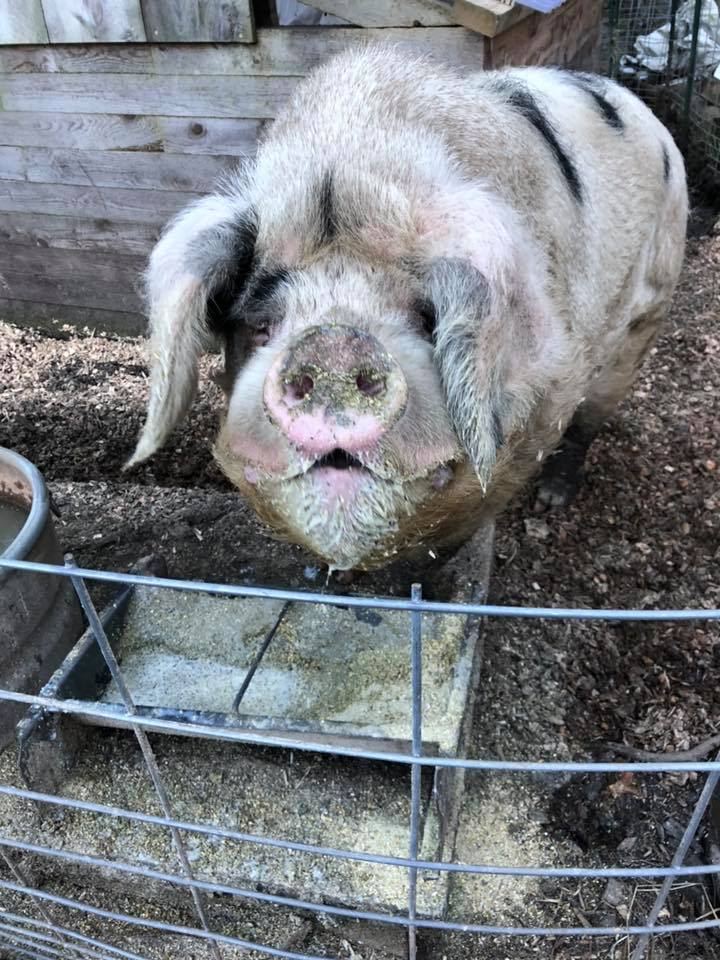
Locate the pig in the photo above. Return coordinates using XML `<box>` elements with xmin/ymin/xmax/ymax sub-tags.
<box><xmin>127</xmin><ymin>48</ymin><xmax>687</xmax><ymax>573</ymax></box>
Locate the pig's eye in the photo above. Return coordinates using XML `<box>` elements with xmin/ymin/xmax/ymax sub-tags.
<box><xmin>415</xmin><ymin>299</ymin><xmax>437</xmax><ymax>341</ymax></box>
<box><xmin>251</xmin><ymin>328</ymin><xmax>270</xmax><ymax>348</ymax></box>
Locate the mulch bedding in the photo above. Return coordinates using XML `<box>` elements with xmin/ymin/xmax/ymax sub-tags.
<box><xmin>0</xmin><ymin>221</ymin><xmax>718</xmax><ymax>959</ymax></box>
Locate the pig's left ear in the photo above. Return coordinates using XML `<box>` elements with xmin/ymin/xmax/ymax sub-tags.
<box><xmin>126</xmin><ymin>192</ymin><xmax>256</xmax><ymax>468</ymax></box>
<box><xmin>419</xmin><ymin>189</ymin><xmax>568</xmax><ymax>488</ymax></box>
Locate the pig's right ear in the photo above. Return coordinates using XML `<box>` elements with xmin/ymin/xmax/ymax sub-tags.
<box><xmin>125</xmin><ymin>194</ymin><xmax>256</xmax><ymax>469</ymax></box>
<box><xmin>418</xmin><ymin>187</ymin><xmax>567</xmax><ymax>488</ymax></box>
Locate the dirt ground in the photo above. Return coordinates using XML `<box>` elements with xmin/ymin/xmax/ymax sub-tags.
<box><xmin>0</xmin><ymin>215</ymin><xmax>719</xmax><ymax>959</ymax></box>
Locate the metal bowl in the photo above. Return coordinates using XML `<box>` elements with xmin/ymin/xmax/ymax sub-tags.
<box><xmin>0</xmin><ymin>447</ymin><xmax>82</xmax><ymax>748</ymax></box>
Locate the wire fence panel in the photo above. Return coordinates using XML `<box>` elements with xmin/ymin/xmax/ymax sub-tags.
<box><xmin>606</xmin><ymin>0</ymin><xmax>720</xmax><ymax>185</ymax></box>
<box><xmin>0</xmin><ymin>555</ymin><xmax>718</xmax><ymax>960</ymax></box>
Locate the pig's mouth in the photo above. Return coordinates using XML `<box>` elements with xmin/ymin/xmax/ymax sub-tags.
<box><xmin>305</xmin><ymin>448</ymin><xmax>375</xmax><ymax>503</ymax></box>
<box><xmin>311</xmin><ymin>449</ymin><xmax>366</xmax><ymax>472</ymax></box>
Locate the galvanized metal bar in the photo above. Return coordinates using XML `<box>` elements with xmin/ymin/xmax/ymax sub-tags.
<box><xmin>665</xmin><ymin>0</ymin><xmax>680</xmax><ymax>86</ymax></box>
<box><xmin>682</xmin><ymin>0</ymin><xmax>704</xmax><ymax>141</ymax></box>
<box><xmin>2</xmin><ymin>945</ymin><xmax>51</xmax><ymax>960</ymax></box>
<box><xmin>1</xmin><ymin>875</ymin><xmax>719</xmax><ymax>939</ymax></box>
<box><xmin>631</xmin><ymin>753</ymin><xmax>720</xmax><ymax>960</ymax></box>
<box><xmin>2</xmin><ymin>557</ymin><xmax>718</xmax><ymax>621</ymax></box>
<box><xmin>407</xmin><ymin>583</ymin><xmax>423</xmax><ymax>960</ymax></box>
<box><xmin>0</xmin><ymin>935</ymin><xmax>71</xmax><ymax>960</ymax></box>
<box><xmin>0</xmin><ymin>880</ymin><xmax>330</xmax><ymax>959</ymax></box>
<box><xmin>0</xmin><ymin>833</ymin><xmax>445</xmax><ymax>926</ymax></box>
<box><xmin>0</xmin><ymin>851</ymin><xmax>84</xmax><ymax>960</ymax></box>
<box><xmin>5</xmin><ymin>783</ymin><xmax>720</xmax><ymax>880</ymax></box>
<box><xmin>3</xmin><ymin>555</ymin><xmax>718</xmax><ymax>955</ymax></box>
<box><xmin>4</xmin><ymin>686</ymin><xmax>720</xmax><ymax>774</ymax></box>
<box><xmin>66</xmin><ymin>559</ymin><xmax>223</xmax><ymax>960</ymax></box>
<box><xmin>0</xmin><ymin>911</ymin><xmax>150</xmax><ymax>960</ymax></box>
<box><xmin>606</xmin><ymin>0</ymin><xmax>620</xmax><ymax>77</ymax></box>
<box><xmin>233</xmin><ymin>600</ymin><xmax>292</xmax><ymax>712</ymax></box>
<box><xmin>0</xmin><ymin>923</ymin><xmax>110</xmax><ymax>960</ymax></box>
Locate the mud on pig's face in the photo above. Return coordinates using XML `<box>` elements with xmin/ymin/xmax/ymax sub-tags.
<box><xmin>212</xmin><ymin>254</ymin><xmax>462</xmax><ymax>571</ymax></box>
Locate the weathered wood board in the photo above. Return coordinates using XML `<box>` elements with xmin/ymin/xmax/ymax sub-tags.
<box><xmin>0</xmin><ymin>73</ymin><xmax>301</xmax><ymax>119</ymax></box>
<box><xmin>0</xmin><ymin>212</ymin><xmax>160</xmax><ymax>255</ymax></box>
<box><xmin>0</xmin><ymin>299</ymin><xmax>147</xmax><ymax>337</ymax></box>
<box><xmin>0</xmin><ymin>111</ymin><xmax>264</xmax><ymax>155</ymax></box>
<box><xmin>0</xmin><ymin>0</ymin><xmax>255</xmax><ymax>45</ymax></box>
<box><xmin>447</xmin><ymin>0</ymin><xmax>532</xmax><ymax>38</ymax></box>
<box><xmin>0</xmin><ymin>0</ymin><xmax>49</xmax><ymax>44</ymax></box>
<box><xmin>0</xmin><ymin>146</ymin><xmax>236</xmax><ymax>192</ymax></box>
<box><xmin>0</xmin><ymin>243</ymin><xmax>146</xmax><ymax>313</ymax></box>
<box><xmin>0</xmin><ymin>180</ymin><xmax>196</xmax><ymax>223</ymax></box>
<box><xmin>311</xmin><ymin>0</ymin><xmax>454</xmax><ymax>26</ymax></box>
<box><xmin>485</xmin><ymin>0</ymin><xmax>602</xmax><ymax>68</ymax></box>
<box><xmin>0</xmin><ymin>27</ymin><xmax>484</xmax><ymax>75</ymax></box>
<box><xmin>40</xmin><ymin>0</ymin><xmax>148</xmax><ymax>44</ymax></box>
<box><xmin>140</xmin><ymin>0</ymin><xmax>255</xmax><ymax>42</ymax></box>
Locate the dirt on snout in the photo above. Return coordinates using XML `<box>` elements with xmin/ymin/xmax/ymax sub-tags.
<box><xmin>0</xmin><ymin>222</ymin><xmax>719</xmax><ymax>960</ymax></box>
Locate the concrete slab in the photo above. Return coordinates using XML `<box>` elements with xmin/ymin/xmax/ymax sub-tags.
<box><xmin>99</xmin><ymin>578</ymin><xmax>476</xmax><ymax>755</ymax></box>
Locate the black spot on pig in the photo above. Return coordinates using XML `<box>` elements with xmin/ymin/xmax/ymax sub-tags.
<box><xmin>505</xmin><ymin>85</ymin><xmax>584</xmax><ymax>203</ymax></box>
<box><xmin>317</xmin><ymin>170</ymin><xmax>337</xmax><ymax>246</ymax></box>
<box><xmin>565</xmin><ymin>72</ymin><xmax>624</xmax><ymax>131</ymax></box>
<box><xmin>662</xmin><ymin>144</ymin><xmax>671</xmax><ymax>183</ymax></box>
<box><xmin>202</xmin><ymin>212</ymin><xmax>258</xmax><ymax>335</ymax></box>
<box><xmin>246</xmin><ymin>268</ymin><xmax>292</xmax><ymax>304</ymax></box>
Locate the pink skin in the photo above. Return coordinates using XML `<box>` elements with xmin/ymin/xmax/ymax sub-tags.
<box><xmin>223</xmin><ymin>325</ymin><xmax>459</xmax><ymax>506</ymax></box>
<box><xmin>260</xmin><ymin>324</ymin><xmax>408</xmax><ymax>467</ymax></box>
<box><xmin>308</xmin><ymin>466</ymin><xmax>370</xmax><ymax>506</ymax></box>
<box><xmin>228</xmin><ymin>435</ymin><xmax>289</xmax><ymax>474</ymax></box>
<box><xmin>266</xmin><ymin>406</ymin><xmax>386</xmax><ymax>458</ymax></box>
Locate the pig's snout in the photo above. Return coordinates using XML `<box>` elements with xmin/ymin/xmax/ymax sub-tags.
<box><xmin>264</xmin><ymin>325</ymin><xmax>407</xmax><ymax>457</ymax></box>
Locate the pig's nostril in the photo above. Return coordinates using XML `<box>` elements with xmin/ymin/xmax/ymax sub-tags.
<box><xmin>356</xmin><ymin>372</ymin><xmax>385</xmax><ymax>398</ymax></box>
<box><xmin>284</xmin><ymin>373</ymin><xmax>314</xmax><ymax>406</ymax></box>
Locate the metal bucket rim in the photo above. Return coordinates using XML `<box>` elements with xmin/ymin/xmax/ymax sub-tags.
<box><xmin>0</xmin><ymin>446</ymin><xmax>50</xmax><ymax>569</ymax></box>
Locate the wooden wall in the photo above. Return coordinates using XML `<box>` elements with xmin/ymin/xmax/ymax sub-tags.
<box><xmin>0</xmin><ymin>0</ymin><xmax>255</xmax><ymax>45</ymax></box>
<box><xmin>0</xmin><ymin>28</ymin><xmax>484</xmax><ymax>336</ymax></box>
<box><xmin>0</xmin><ymin>1</ymin><xmax>601</xmax><ymax>338</ymax></box>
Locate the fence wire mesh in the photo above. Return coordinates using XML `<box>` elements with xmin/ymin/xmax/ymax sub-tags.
<box><xmin>606</xmin><ymin>0</ymin><xmax>720</xmax><ymax>186</ymax></box>
<box><xmin>0</xmin><ymin>555</ymin><xmax>719</xmax><ymax>960</ymax></box>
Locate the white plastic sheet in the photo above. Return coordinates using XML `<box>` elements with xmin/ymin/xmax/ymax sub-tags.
<box><xmin>627</xmin><ymin>0</ymin><xmax>720</xmax><ymax>79</ymax></box>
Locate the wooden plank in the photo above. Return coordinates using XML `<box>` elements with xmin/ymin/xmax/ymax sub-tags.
<box><xmin>0</xmin><ymin>0</ymin><xmax>49</xmax><ymax>44</ymax></box>
<box><xmin>140</xmin><ymin>0</ymin><xmax>254</xmax><ymax>42</ymax></box>
<box><xmin>0</xmin><ymin>243</ymin><xmax>145</xmax><ymax>313</ymax></box>
<box><xmin>0</xmin><ymin>146</ymin><xmax>237</xmax><ymax>192</ymax></box>
<box><xmin>0</xmin><ymin>28</ymin><xmax>484</xmax><ymax>76</ymax></box>
<box><xmin>159</xmin><ymin>117</ymin><xmax>264</xmax><ymax>155</ymax></box>
<box><xmin>486</xmin><ymin>0</ymin><xmax>602</xmax><ymax>68</ymax></box>
<box><xmin>0</xmin><ymin>180</ymin><xmax>195</xmax><ymax>223</ymax></box>
<box><xmin>0</xmin><ymin>298</ymin><xmax>145</xmax><ymax>338</ymax></box>
<box><xmin>310</xmin><ymin>1</ymin><xmax>453</xmax><ymax>26</ymax></box>
<box><xmin>0</xmin><ymin>44</ymin><xmax>150</xmax><ymax>74</ymax></box>
<box><xmin>446</xmin><ymin>0</ymin><xmax>532</xmax><ymax>38</ymax></box>
<box><xmin>0</xmin><ymin>73</ymin><xmax>299</xmax><ymax>118</ymax></box>
<box><xmin>0</xmin><ymin>111</ymin><xmax>262</xmax><ymax>156</ymax></box>
<box><xmin>40</xmin><ymin>0</ymin><xmax>147</xmax><ymax>43</ymax></box>
<box><xmin>0</xmin><ymin>212</ymin><xmax>159</xmax><ymax>255</ymax></box>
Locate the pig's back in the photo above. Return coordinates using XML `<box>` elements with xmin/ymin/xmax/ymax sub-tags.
<box><xmin>260</xmin><ymin>49</ymin><xmax>687</xmax><ymax>337</ymax></box>
<box><xmin>464</xmin><ymin>66</ymin><xmax>687</xmax><ymax>336</ymax></box>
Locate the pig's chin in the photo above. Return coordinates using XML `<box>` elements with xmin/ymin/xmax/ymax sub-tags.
<box><xmin>214</xmin><ymin>435</ymin><xmax>456</xmax><ymax>570</ymax></box>
<box><xmin>258</xmin><ymin>463</ymin><xmax>433</xmax><ymax>571</ymax></box>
